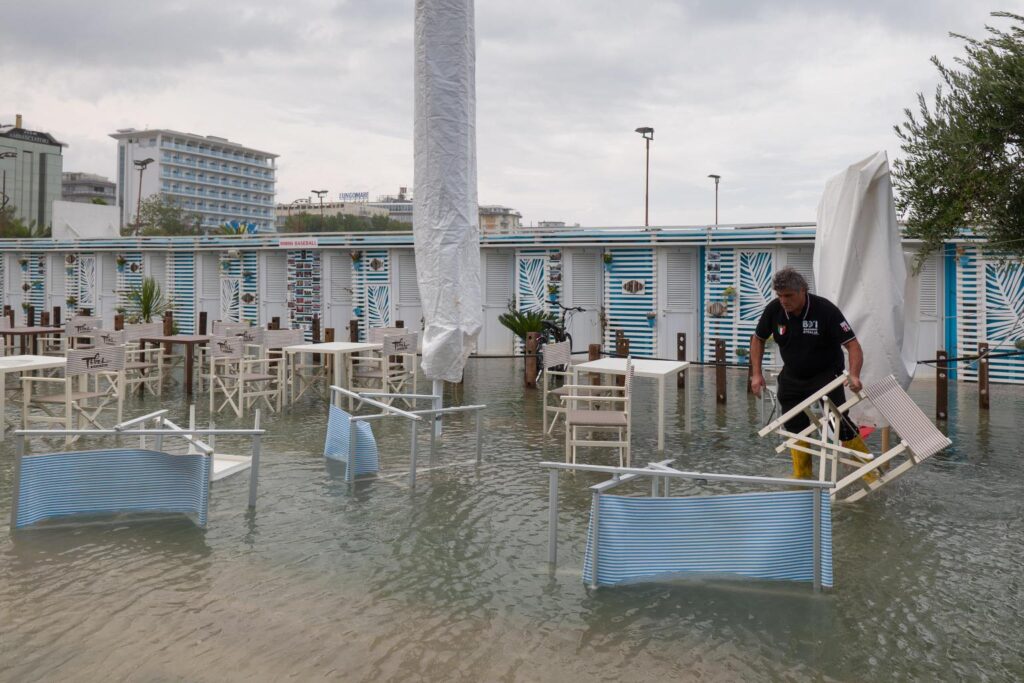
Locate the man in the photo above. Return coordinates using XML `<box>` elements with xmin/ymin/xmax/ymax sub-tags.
<box><xmin>750</xmin><ymin>267</ymin><xmax>870</xmax><ymax>479</ymax></box>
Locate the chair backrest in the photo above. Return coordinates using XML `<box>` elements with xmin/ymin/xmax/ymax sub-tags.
<box><xmin>123</xmin><ymin>322</ymin><xmax>163</xmax><ymax>344</ymax></box>
<box><xmin>368</xmin><ymin>326</ymin><xmax>404</xmax><ymax>344</ymax></box>
<box><xmin>66</xmin><ymin>346</ymin><xmax>126</xmax><ymax>377</ymax></box>
<box><xmin>94</xmin><ymin>329</ymin><xmax>126</xmax><ymax>348</ymax></box>
<box><xmin>212</xmin><ymin>321</ymin><xmax>251</xmax><ymax>337</ymax></box>
<box><xmin>623</xmin><ymin>358</ymin><xmax>634</xmax><ymax>400</ymax></box>
<box><xmin>383</xmin><ymin>332</ymin><xmax>418</xmax><ymax>356</ymax></box>
<box><xmin>209</xmin><ymin>335</ymin><xmax>243</xmax><ymax>360</ymax></box>
<box><xmin>863</xmin><ymin>375</ymin><xmax>952</xmax><ymax>459</ymax></box>
<box><xmin>261</xmin><ymin>328</ymin><xmax>305</xmax><ymax>350</ymax></box>
<box><xmin>543</xmin><ymin>341</ymin><xmax>572</xmax><ymax>370</ymax></box>
<box><xmin>66</xmin><ymin>316</ymin><xmax>100</xmax><ymax>337</ymax></box>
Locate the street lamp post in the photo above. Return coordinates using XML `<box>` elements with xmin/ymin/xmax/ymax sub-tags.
<box><xmin>708</xmin><ymin>174</ymin><xmax>721</xmax><ymax>226</ymax></box>
<box><xmin>312</xmin><ymin>189</ymin><xmax>328</xmax><ymax>230</ymax></box>
<box><xmin>133</xmin><ymin>157</ymin><xmax>154</xmax><ymax>235</ymax></box>
<box><xmin>0</xmin><ymin>151</ymin><xmax>17</xmax><ymax>211</ymax></box>
<box><xmin>635</xmin><ymin>127</ymin><xmax>654</xmax><ymax>227</ymax></box>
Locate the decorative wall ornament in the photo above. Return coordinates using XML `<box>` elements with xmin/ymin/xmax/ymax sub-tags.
<box><xmin>621</xmin><ymin>279</ymin><xmax>646</xmax><ymax>295</ymax></box>
<box><xmin>738</xmin><ymin>251</ymin><xmax>773</xmax><ymax>321</ymax></box>
<box><xmin>369</xmin><ymin>258</ymin><xmax>385</xmax><ymax>272</ymax></box>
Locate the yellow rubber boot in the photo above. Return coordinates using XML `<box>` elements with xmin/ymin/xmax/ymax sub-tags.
<box><xmin>790</xmin><ymin>441</ymin><xmax>814</xmax><ymax>479</ymax></box>
<box><xmin>842</xmin><ymin>434</ymin><xmax>879</xmax><ymax>483</ymax></box>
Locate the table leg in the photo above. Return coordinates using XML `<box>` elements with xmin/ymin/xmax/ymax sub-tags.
<box><xmin>658</xmin><ymin>376</ymin><xmax>665</xmax><ymax>451</ymax></box>
<box><xmin>0</xmin><ymin>370</ymin><xmax>6</xmax><ymax>442</ymax></box>
<box><xmin>185</xmin><ymin>344</ymin><xmax>195</xmax><ymax>397</ymax></box>
<box><xmin>334</xmin><ymin>351</ymin><xmax>344</xmax><ymax>408</ymax></box>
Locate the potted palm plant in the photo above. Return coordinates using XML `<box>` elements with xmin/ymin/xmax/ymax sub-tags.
<box><xmin>125</xmin><ymin>276</ymin><xmax>172</xmax><ymax>323</ymax></box>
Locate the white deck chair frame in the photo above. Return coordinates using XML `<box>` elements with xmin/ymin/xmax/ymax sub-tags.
<box><xmin>758</xmin><ymin>372</ymin><xmax>952</xmax><ymax>502</ymax></box>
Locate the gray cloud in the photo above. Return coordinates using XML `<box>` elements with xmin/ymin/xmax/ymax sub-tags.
<box><xmin>3</xmin><ymin>0</ymin><xmax>1022</xmax><ymax>226</ymax></box>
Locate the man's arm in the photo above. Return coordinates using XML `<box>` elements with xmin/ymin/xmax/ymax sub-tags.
<box><xmin>845</xmin><ymin>338</ymin><xmax>863</xmax><ymax>392</ymax></box>
<box><xmin>750</xmin><ymin>334</ymin><xmax>766</xmax><ymax>396</ymax></box>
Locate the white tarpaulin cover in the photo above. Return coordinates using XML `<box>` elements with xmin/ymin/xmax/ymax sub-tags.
<box><xmin>814</xmin><ymin>151</ymin><xmax>919</xmax><ymax>426</ymax></box>
<box><xmin>413</xmin><ymin>0</ymin><xmax>482</xmax><ymax>382</ymax></box>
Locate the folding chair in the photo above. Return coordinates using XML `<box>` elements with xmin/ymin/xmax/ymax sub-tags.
<box><xmin>123</xmin><ymin>322</ymin><xmax>165</xmax><ymax>397</ymax></box>
<box><xmin>64</xmin><ymin>316</ymin><xmax>101</xmax><ymax>350</ymax></box>
<box><xmin>254</xmin><ymin>328</ymin><xmax>305</xmax><ymax>409</ymax></box>
<box><xmin>562</xmin><ymin>358</ymin><xmax>633</xmax><ymax>466</ymax></box>
<box><xmin>541</xmin><ymin>341</ymin><xmax>573</xmax><ymax>434</ymax></box>
<box><xmin>208</xmin><ymin>335</ymin><xmax>282</xmax><ymax>417</ymax></box>
<box><xmin>759</xmin><ymin>373</ymin><xmax>952</xmax><ymax>503</ymax></box>
<box><xmin>347</xmin><ymin>332</ymin><xmax>419</xmax><ymax>403</ymax></box>
<box><xmin>22</xmin><ymin>346</ymin><xmax>126</xmax><ymax>444</ymax></box>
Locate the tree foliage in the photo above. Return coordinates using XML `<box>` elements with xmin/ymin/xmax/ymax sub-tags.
<box><xmin>280</xmin><ymin>211</ymin><xmax>410</xmax><ymax>233</ymax></box>
<box><xmin>0</xmin><ymin>205</ymin><xmax>50</xmax><ymax>238</ymax></box>
<box><xmin>893</xmin><ymin>12</ymin><xmax>1024</xmax><ymax>261</ymax></box>
<box><xmin>133</xmin><ymin>195</ymin><xmax>201</xmax><ymax>236</ymax></box>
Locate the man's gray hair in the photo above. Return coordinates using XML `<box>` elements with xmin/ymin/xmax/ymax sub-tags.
<box><xmin>772</xmin><ymin>267</ymin><xmax>809</xmax><ymax>292</ymax></box>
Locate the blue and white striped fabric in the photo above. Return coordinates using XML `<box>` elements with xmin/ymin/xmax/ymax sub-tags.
<box><xmin>582</xmin><ymin>490</ymin><xmax>833</xmax><ymax>587</ymax></box>
<box><xmin>323</xmin><ymin>405</ymin><xmax>380</xmax><ymax>476</ymax></box>
<box><xmin>14</xmin><ymin>449</ymin><xmax>211</xmax><ymax>529</ymax></box>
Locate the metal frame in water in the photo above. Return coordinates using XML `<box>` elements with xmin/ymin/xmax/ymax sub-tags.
<box><xmin>10</xmin><ymin>409</ymin><xmax>266</xmax><ymax>530</ymax></box>
<box><xmin>330</xmin><ymin>386</ymin><xmax>486</xmax><ymax>486</ymax></box>
<box><xmin>541</xmin><ymin>460</ymin><xmax>834</xmax><ymax>592</ymax></box>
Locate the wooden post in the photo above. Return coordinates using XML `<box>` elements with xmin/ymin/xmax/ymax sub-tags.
<box><xmin>524</xmin><ymin>332</ymin><xmax>540</xmax><ymax>389</ymax></box>
<box><xmin>26</xmin><ymin>305</ymin><xmax>35</xmax><ymax>327</ymax></box>
<box><xmin>715</xmin><ymin>339</ymin><xmax>727</xmax><ymax>404</ymax></box>
<box><xmin>349</xmin><ymin>319</ymin><xmax>359</xmax><ymax>343</ymax></box>
<box><xmin>114</xmin><ymin>314</ymin><xmax>124</xmax><ymax>331</ymax></box>
<box><xmin>324</xmin><ymin>327</ymin><xmax>335</xmax><ymax>343</ymax></box>
<box><xmin>588</xmin><ymin>343</ymin><xmax>601</xmax><ymax>386</ymax></box>
<box><xmin>6</xmin><ymin>309</ymin><xmax>14</xmax><ymax>328</ymax></box>
<box><xmin>677</xmin><ymin>333</ymin><xmax>686</xmax><ymax>388</ymax></box>
<box><xmin>978</xmin><ymin>342</ymin><xmax>989</xmax><ymax>411</ymax></box>
<box><xmin>2</xmin><ymin>305</ymin><xmax>9</xmax><ymax>317</ymax></box>
<box><xmin>614</xmin><ymin>333</ymin><xmax>629</xmax><ymax>386</ymax></box>
<box><xmin>312</xmin><ymin>314</ymin><xmax>321</xmax><ymax>364</ymax></box>
<box><xmin>396</xmin><ymin>320</ymin><xmax>404</xmax><ymax>328</ymax></box>
<box><xmin>198</xmin><ymin>311</ymin><xmax>208</xmax><ymax>335</ymax></box>
<box><xmin>163</xmin><ymin>311</ymin><xmax>174</xmax><ymax>336</ymax></box>
<box><xmin>936</xmin><ymin>350</ymin><xmax>948</xmax><ymax>421</ymax></box>
<box><xmin>81</xmin><ymin>308</ymin><xmax>92</xmax><ymax>317</ymax></box>
<box><xmin>52</xmin><ymin>306</ymin><xmax>61</xmax><ymax>326</ymax></box>
<box><xmin>40</xmin><ymin>311</ymin><xmax>50</xmax><ymax>327</ymax></box>
<box><xmin>269</xmin><ymin>316</ymin><xmax>280</xmax><ymax>330</ymax></box>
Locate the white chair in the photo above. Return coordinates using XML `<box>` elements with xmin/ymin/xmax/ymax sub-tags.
<box><xmin>208</xmin><ymin>335</ymin><xmax>283</xmax><ymax>417</ymax></box>
<box><xmin>348</xmin><ymin>332</ymin><xmax>418</xmax><ymax>402</ymax></box>
<box><xmin>22</xmin><ymin>346</ymin><xmax>126</xmax><ymax>444</ymax></box>
<box><xmin>760</xmin><ymin>374</ymin><xmax>952</xmax><ymax>503</ymax></box>
<box><xmin>64</xmin><ymin>316</ymin><xmax>101</xmax><ymax>350</ymax></box>
<box><xmin>541</xmin><ymin>341</ymin><xmax>574</xmax><ymax>434</ymax></box>
<box><xmin>562</xmin><ymin>358</ymin><xmax>633</xmax><ymax>467</ymax></box>
<box><xmin>254</xmin><ymin>328</ymin><xmax>305</xmax><ymax>407</ymax></box>
<box><xmin>123</xmin><ymin>322</ymin><xmax>165</xmax><ymax>397</ymax></box>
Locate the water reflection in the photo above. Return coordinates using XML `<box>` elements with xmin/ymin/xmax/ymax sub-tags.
<box><xmin>0</xmin><ymin>363</ymin><xmax>1020</xmax><ymax>681</ymax></box>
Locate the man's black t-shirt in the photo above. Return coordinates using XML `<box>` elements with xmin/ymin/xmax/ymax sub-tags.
<box><xmin>754</xmin><ymin>293</ymin><xmax>856</xmax><ymax>380</ymax></box>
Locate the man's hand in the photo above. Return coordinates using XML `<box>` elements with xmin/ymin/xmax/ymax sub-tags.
<box><xmin>848</xmin><ymin>374</ymin><xmax>863</xmax><ymax>393</ymax></box>
<box><xmin>751</xmin><ymin>373</ymin><xmax>766</xmax><ymax>396</ymax></box>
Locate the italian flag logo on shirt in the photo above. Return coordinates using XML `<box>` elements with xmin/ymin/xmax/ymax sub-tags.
<box><xmin>777</xmin><ymin>324</ymin><xmax>787</xmax><ymax>336</ymax></box>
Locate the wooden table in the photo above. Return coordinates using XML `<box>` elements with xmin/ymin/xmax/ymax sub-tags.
<box><xmin>140</xmin><ymin>335</ymin><xmax>210</xmax><ymax>397</ymax></box>
<box><xmin>572</xmin><ymin>357</ymin><xmax>689</xmax><ymax>451</ymax></box>
<box><xmin>283</xmin><ymin>341</ymin><xmax>382</xmax><ymax>406</ymax></box>
<box><xmin>1</xmin><ymin>327</ymin><xmax>63</xmax><ymax>355</ymax></box>
<box><xmin>0</xmin><ymin>355</ymin><xmax>67</xmax><ymax>441</ymax></box>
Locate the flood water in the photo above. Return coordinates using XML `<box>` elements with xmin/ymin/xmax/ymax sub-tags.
<box><xmin>0</xmin><ymin>360</ymin><xmax>1022</xmax><ymax>682</ymax></box>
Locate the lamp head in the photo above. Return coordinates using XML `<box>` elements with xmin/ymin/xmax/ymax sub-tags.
<box><xmin>635</xmin><ymin>126</ymin><xmax>654</xmax><ymax>140</ymax></box>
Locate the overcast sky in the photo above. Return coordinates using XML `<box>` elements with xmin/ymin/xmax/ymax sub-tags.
<box><xmin>2</xmin><ymin>1</ymin><xmax>1020</xmax><ymax>227</ymax></box>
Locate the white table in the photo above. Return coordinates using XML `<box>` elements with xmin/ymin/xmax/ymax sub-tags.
<box><xmin>0</xmin><ymin>355</ymin><xmax>67</xmax><ymax>441</ymax></box>
<box><xmin>572</xmin><ymin>357</ymin><xmax>689</xmax><ymax>450</ymax></box>
<box><xmin>284</xmin><ymin>341</ymin><xmax>382</xmax><ymax>406</ymax></box>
